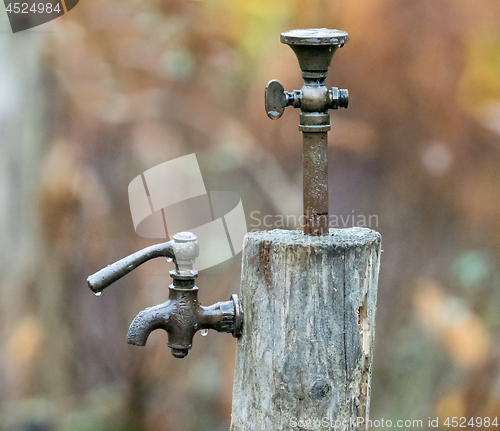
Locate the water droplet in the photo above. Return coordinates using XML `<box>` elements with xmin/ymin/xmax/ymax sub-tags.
<box><xmin>95</xmin><ymin>292</ymin><xmax>102</xmax><ymax>297</ymax></box>
<box><xmin>201</xmin><ymin>329</ymin><xmax>208</xmax><ymax>337</ymax></box>
<box><xmin>166</xmin><ymin>257</ymin><xmax>173</xmax><ymax>262</ymax></box>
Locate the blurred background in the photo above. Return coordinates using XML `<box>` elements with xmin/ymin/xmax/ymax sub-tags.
<box><xmin>1</xmin><ymin>0</ymin><xmax>500</xmax><ymax>429</ymax></box>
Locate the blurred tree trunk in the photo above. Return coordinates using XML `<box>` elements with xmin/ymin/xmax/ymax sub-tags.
<box><xmin>0</xmin><ymin>28</ymin><xmax>50</xmax><ymax>424</ymax></box>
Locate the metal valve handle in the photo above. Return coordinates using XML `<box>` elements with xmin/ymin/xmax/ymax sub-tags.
<box><xmin>87</xmin><ymin>232</ymin><xmax>199</xmax><ymax>294</ymax></box>
<box><xmin>87</xmin><ymin>241</ymin><xmax>175</xmax><ymax>294</ymax></box>
<box><xmin>265</xmin><ymin>80</ymin><xmax>290</xmax><ymax>120</ymax></box>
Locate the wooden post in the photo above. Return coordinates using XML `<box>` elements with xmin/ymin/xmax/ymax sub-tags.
<box><xmin>230</xmin><ymin>228</ymin><xmax>381</xmax><ymax>431</ymax></box>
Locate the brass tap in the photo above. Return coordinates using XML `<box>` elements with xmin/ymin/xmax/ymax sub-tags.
<box><xmin>87</xmin><ymin>232</ymin><xmax>243</xmax><ymax>358</ymax></box>
<box><xmin>265</xmin><ymin>29</ymin><xmax>349</xmax><ymax>236</ymax></box>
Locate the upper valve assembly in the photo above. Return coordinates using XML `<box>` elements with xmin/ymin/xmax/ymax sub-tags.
<box><xmin>265</xmin><ymin>29</ymin><xmax>349</xmax><ymax>236</ymax></box>
<box><xmin>87</xmin><ymin>232</ymin><xmax>243</xmax><ymax>358</ymax></box>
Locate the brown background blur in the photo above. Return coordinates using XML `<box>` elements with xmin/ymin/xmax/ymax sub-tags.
<box><xmin>1</xmin><ymin>0</ymin><xmax>500</xmax><ymax>430</ymax></box>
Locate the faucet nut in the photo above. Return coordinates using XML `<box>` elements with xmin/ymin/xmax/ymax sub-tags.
<box><xmin>328</xmin><ymin>87</ymin><xmax>349</xmax><ymax>110</ymax></box>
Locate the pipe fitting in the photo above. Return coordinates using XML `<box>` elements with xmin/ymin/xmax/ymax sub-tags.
<box><xmin>299</xmin><ymin>84</ymin><xmax>329</xmax><ymax>112</ymax></box>
<box><xmin>265</xmin><ymin>29</ymin><xmax>349</xmax><ymax>122</ymax></box>
<box><xmin>328</xmin><ymin>87</ymin><xmax>349</xmax><ymax>110</ymax></box>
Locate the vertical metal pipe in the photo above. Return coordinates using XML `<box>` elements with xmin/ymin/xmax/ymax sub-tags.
<box><xmin>302</xmin><ymin>131</ymin><xmax>328</xmax><ymax>236</ymax></box>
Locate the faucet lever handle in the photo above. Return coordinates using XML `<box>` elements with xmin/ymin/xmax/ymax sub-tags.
<box><xmin>87</xmin><ymin>241</ymin><xmax>175</xmax><ymax>294</ymax></box>
<box><xmin>265</xmin><ymin>80</ymin><xmax>290</xmax><ymax>120</ymax></box>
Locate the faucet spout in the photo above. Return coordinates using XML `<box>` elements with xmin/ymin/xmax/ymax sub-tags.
<box><xmin>127</xmin><ymin>302</ymin><xmax>172</xmax><ymax>347</ymax></box>
<box><xmin>126</xmin><ymin>283</ymin><xmax>243</xmax><ymax>358</ymax></box>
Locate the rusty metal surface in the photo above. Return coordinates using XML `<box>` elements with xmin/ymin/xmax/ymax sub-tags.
<box><xmin>265</xmin><ymin>28</ymin><xmax>349</xmax><ymax>235</ymax></box>
<box><xmin>303</xmin><ymin>132</ymin><xmax>329</xmax><ymax>236</ymax></box>
<box><xmin>127</xmin><ymin>272</ymin><xmax>243</xmax><ymax>358</ymax></box>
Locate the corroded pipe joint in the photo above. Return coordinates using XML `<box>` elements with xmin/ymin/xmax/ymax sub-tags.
<box><xmin>299</xmin><ymin>83</ymin><xmax>329</xmax><ymax>112</ymax></box>
<box><xmin>299</xmin><ymin>112</ymin><xmax>331</xmax><ymax>133</ymax></box>
<box><xmin>199</xmin><ymin>295</ymin><xmax>243</xmax><ymax>337</ymax></box>
<box><xmin>265</xmin><ymin>30</ymin><xmax>349</xmax><ymax>124</ymax></box>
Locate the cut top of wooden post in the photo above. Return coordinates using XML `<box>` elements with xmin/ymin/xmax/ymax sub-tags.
<box><xmin>245</xmin><ymin>227</ymin><xmax>380</xmax><ymax>248</ymax></box>
<box><xmin>231</xmin><ymin>227</ymin><xmax>381</xmax><ymax>431</ymax></box>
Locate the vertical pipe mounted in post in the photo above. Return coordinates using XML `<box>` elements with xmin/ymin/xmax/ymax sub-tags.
<box><xmin>265</xmin><ymin>29</ymin><xmax>349</xmax><ymax>236</ymax></box>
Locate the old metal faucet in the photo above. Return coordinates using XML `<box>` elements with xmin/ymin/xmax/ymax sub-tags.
<box><xmin>87</xmin><ymin>232</ymin><xmax>243</xmax><ymax>358</ymax></box>
<box><xmin>265</xmin><ymin>28</ymin><xmax>349</xmax><ymax>236</ymax></box>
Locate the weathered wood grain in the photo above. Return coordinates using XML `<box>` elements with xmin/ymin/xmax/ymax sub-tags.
<box><xmin>230</xmin><ymin>228</ymin><xmax>381</xmax><ymax>431</ymax></box>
